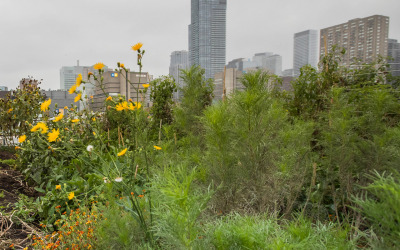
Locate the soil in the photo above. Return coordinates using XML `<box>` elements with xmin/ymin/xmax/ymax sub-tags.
<box><xmin>0</xmin><ymin>149</ymin><xmax>42</xmax><ymax>249</ymax></box>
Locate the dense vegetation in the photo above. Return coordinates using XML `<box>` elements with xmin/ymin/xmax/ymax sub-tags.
<box><xmin>1</xmin><ymin>45</ymin><xmax>400</xmax><ymax>249</ymax></box>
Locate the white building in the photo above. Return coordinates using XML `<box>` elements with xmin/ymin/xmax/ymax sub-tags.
<box><xmin>293</xmin><ymin>30</ymin><xmax>319</xmax><ymax>76</ymax></box>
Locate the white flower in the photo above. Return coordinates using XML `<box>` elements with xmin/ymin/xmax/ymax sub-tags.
<box><xmin>114</xmin><ymin>177</ymin><xmax>123</xmax><ymax>182</ymax></box>
<box><xmin>103</xmin><ymin>177</ymin><xmax>108</xmax><ymax>183</ymax></box>
<box><xmin>87</xmin><ymin>145</ymin><xmax>94</xmax><ymax>152</ymax></box>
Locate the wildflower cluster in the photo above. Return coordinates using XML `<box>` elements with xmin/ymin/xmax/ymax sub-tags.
<box><xmin>31</xmin><ymin>205</ymin><xmax>101</xmax><ymax>249</ymax></box>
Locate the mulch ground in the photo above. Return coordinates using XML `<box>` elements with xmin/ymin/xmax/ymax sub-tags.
<box><xmin>0</xmin><ymin>149</ymin><xmax>42</xmax><ymax>249</ymax></box>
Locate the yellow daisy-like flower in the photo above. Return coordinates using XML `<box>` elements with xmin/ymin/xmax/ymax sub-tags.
<box><xmin>74</xmin><ymin>93</ymin><xmax>82</xmax><ymax>102</ymax></box>
<box><xmin>56</xmin><ymin>185</ymin><xmax>61</xmax><ymax>190</ymax></box>
<box><xmin>7</xmin><ymin>108</ymin><xmax>12</xmax><ymax>113</ymax></box>
<box><xmin>154</xmin><ymin>145</ymin><xmax>162</xmax><ymax>150</ymax></box>
<box><xmin>94</xmin><ymin>62</ymin><xmax>105</xmax><ymax>70</ymax></box>
<box><xmin>31</xmin><ymin>122</ymin><xmax>48</xmax><ymax>134</ymax></box>
<box><xmin>92</xmin><ymin>117</ymin><xmax>96</xmax><ymax>121</ymax></box>
<box><xmin>75</xmin><ymin>74</ymin><xmax>82</xmax><ymax>87</ymax></box>
<box><xmin>54</xmin><ymin>113</ymin><xmax>63</xmax><ymax>122</ymax></box>
<box><xmin>92</xmin><ymin>131</ymin><xmax>96</xmax><ymax>136</ymax></box>
<box><xmin>69</xmin><ymin>84</ymin><xmax>77</xmax><ymax>94</ymax></box>
<box><xmin>134</xmin><ymin>102</ymin><xmax>141</xmax><ymax>109</ymax></box>
<box><xmin>142</xmin><ymin>84</ymin><xmax>150</xmax><ymax>88</ymax></box>
<box><xmin>64</xmin><ymin>106</ymin><xmax>68</xmax><ymax>110</ymax></box>
<box><xmin>115</xmin><ymin>102</ymin><xmax>125</xmax><ymax>111</ymax></box>
<box><xmin>41</xmin><ymin>99</ymin><xmax>52</xmax><ymax>112</ymax></box>
<box><xmin>71</xmin><ymin>119</ymin><xmax>80</xmax><ymax>123</ymax></box>
<box><xmin>120</xmin><ymin>63</ymin><xmax>125</xmax><ymax>68</ymax></box>
<box><xmin>18</xmin><ymin>135</ymin><xmax>26</xmax><ymax>143</ymax></box>
<box><xmin>47</xmin><ymin>128</ymin><xmax>60</xmax><ymax>142</ymax></box>
<box><xmin>117</xmin><ymin>148</ymin><xmax>128</xmax><ymax>157</ymax></box>
<box><xmin>68</xmin><ymin>192</ymin><xmax>74</xmax><ymax>200</ymax></box>
<box><xmin>106</xmin><ymin>96</ymin><xmax>112</xmax><ymax>101</ymax></box>
<box><xmin>131</xmin><ymin>42</ymin><xmax>143</xmax><ymax>51</ymax></box>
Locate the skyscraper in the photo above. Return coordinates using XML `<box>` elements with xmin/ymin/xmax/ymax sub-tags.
<box><xmin>293</xmin><ymin>30</ymin><xmax>319</xmax><ymax>76</ymax></box>
<box><xmin>320</xmin><ymin>15</ymin><xmax>389</xmax><ymax>66</ymax></box>
<box><xmin>189</xmin><ymin>0</ymin><xmax>227</xmax><ymax>80</ymax></box>
<box><xmin>169</xmin><ymin>50</ymin><xmax>189</xmax><ymax>100</ymax></box>
<box><xmin>388</xmin><ymin>39</ymin><xmax>400</xmax><ymax>77</ymax></box>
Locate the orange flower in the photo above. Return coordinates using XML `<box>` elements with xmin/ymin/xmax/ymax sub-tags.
<box><xmin>56</xmin><ymin>185</ymin><xmax>61</xmax><ymax>190</ymax></box>
<box><xmin>117</xmin><ymin>148</ymin><xmax>128</xmax><ymax>157</ymax></box>
<box><xmin>106</xmin><ymin>96</ymin><xmax>112</xmax><ymax>101</ymax></box>
<box><xmin>93</xmin><ymin>62</ymin><xmax>105</xmax><ymax>70</ymax></box>
<box><xmin>131</xmin><ymin>42</ymin><xmax>143</xmax><ymax>51</ymax></box>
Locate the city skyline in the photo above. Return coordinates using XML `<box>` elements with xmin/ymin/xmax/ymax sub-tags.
<box><xmin>1</xmin><ymin>0</ymin><xmax>399</xmax><ymax>90</ymax></box>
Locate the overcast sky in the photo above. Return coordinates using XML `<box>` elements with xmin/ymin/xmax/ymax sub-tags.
<box><xmin>1</xmin><ymin>0</ymin><xmax>399</xmax><ymax>90</ymax></box>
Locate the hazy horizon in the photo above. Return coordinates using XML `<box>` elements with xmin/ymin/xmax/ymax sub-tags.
<box><xmin>1</xmin><ymin>0</ymin><xmax>399</xmax><ymax>90</ymax></box>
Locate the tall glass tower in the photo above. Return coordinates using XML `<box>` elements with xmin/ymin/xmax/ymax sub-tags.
<box><xmin>189</xmin><ymin>0</ymin><xmax>227</xmax><ymax>80</ymax></box>
<box><xmin>293</xmin><ymin>30</ymin><xmax>319</xmax><ymax>77</ymax></box>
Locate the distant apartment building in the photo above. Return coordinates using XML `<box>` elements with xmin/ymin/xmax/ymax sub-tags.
<box><xmin>91</xmin><ymin>70</ymin><xmax>150</xmax><ymax>111</ymax></box>
<box><xmin>388</xmin><ymin>39</ymin><xmax>400</xmax><ymax>77</ymax></box>
<box><xmin>0</xmin><ymin>86</ymin><xmax>8</xmax><ymax>91</ymax></box>
<box><xmin>19</xmin><ymin>78</ymin><xmax>40</xmax><ymax>90</ymax></box>
<box><xmin>169</xmin><ymin>50</ymin><xmax>189</xmax><ymax>100</ymax></box>
<box><xmin>320</xmin><ymin>15</ymin><xmax>389</xmax><ymax>65</ymax></box>
<box><xmin>213</xmin><ymin>68</ymin><xmax>244</xmax><ymax>101</ymax></box>
<box><xmin>293</xmin><ymin>30</ymin><xmax>319</xmax><ymax>76</ymax></box>
<box><xmin>189</xmin><ymin>0</ymin><xmax>227</xmax><ymax>80</ymax></box>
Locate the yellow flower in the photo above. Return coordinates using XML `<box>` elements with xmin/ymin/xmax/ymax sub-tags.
<box><xmin>117</xmin><ymin>148</ymin><xmax>128</xmax><ymax>157</ymax></box>
<box><xmin>31</xmin><ymin>122</ymin><xmax>48</xmax><ymax>134</ymax></box>
<box><xmin>68</xmin><ymin>192</ymin><xmax>74</xmax><ymax>200</ymax></box>
<box><xmin>131</xmin><ymin>42</ymin><xmax>143</xmax><ymax>51</ymax></box>
<box><xmin>74</xmin><ymin>93</ymin><xmax>82</xmax><ymax>102</ymax></box>
<box><xmin>53</xmin><ymin>113</ymin><xmax>63</xmax><ymax>122</ymax></box>
<box><xmin>154</xmin><ymin>145</ymin><xmax>162</xmax><ymax>150</ymax></box>
<box><xmin>106</xmin><ymin>96</ymin><xmax>112</xmax><ymax>101</ymax></box>
<box><xmin>71</xmin><ymin>119</ymin><xmax>80</xmax><ymax>123</ymax></box>
<box><xmin>56</xmin><ymin>185</ymin><xmax>61</xmax><ymax>190</ymax></box>
<box><xmin>120</xmin><ymin>63</ymin><xmax>125</xmax><ymax>68</ymax></box>
<box><xmin>69</xmin><ymin>84</ymin><xmax>77</xmax><ymax>94</ymax></box>
<box><xmin>92</xmin><ymin>131</ymin><xmax>96</xmax><ymax>136</ymax></box>
<box><xmin>94</xmin><ymin>62</ymin><xmax>105</xmax><ymax>70</ymax></box>
<box><xmin>92</xmin><ymin>117</ymin><xmax>96</xmax><ymax>121</ymax></box>
<box><xmin>142</xmin><ymin>84</ymin><xmax>150</xmax><ymax>88</ymax></box>
<box><xmin>7</xmin><ymin>108</ymin><xmax>12</xmax><ymax>113</ymax></box>
<box><xmin>134</xmin><ymin>102</ymin><xmax>141</xmax><ymax>109</ymax></box>
<box><xmin>18</xmin><ymin>135</ymin><xmax>26</xmax><ymax>143</ymax></box>
<box><xmin>64</xmin><ymin>106</ymin><xmax>68</xmax><ymax>110</ymax></box>
<box><xmin>47</xmin><ymin>128</ymin><xmax>60</xmax><ymax>142</ymax></box>
<box><xmin>90</xmin><ymin>95</ymin><xmax>93</xmax><ymax>99</ymax></box>
<box><xmin>15</xmin><ymin>146</ymin><xmax>21</xmax><ymax>150</ymax></box>
<box><xmin>115</xmin><ymin>102</ymin><xmax>125</xmax><ymax>111</ymax></box>
<box><xmin>41</xmin><ymin>99</ymin><xmax>51</xmax><ymax>112</ymax></box>
<box><xmin>75</xmin><ymin>74</ymin><xmax>83</xmax><ymax>87</ymax></box>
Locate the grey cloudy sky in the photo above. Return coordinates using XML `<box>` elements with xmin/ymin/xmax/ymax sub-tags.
<box><xmin>1</xmin><ymin>0</ymin><xmax>399</xmax><ymax>90</ymax></box>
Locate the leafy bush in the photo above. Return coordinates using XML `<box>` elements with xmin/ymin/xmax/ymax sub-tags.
<box><xmin>354</xmin><ymin>172</ymin><xmax>400</xmax><ymax>249</ymax></box>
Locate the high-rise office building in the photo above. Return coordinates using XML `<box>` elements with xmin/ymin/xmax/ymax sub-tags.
<box><xmin>320</xmin><ymin>15</ymin><xmax>389</xmax><ymax>66</ymax></box>
<box><xmin>189</xmin><ymin>0</ymin><xmax>227</xmax><ymax>80</ymax></box>
<box><xmin>388</xmin><ymin>39</ymin><xmax>400</xmax><ymax>77</ymax></box>
<box><xmin>169</xmin><ymin>50</ymin><xmax>189</xmax><ymax>100</ymax></box>
<box><xmin>293</xmin><ymin>30</ymin><xmax>319</xmax><ymax>76</ymax></box>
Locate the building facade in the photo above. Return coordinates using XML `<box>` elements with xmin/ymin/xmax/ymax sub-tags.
<box><xmin>388</xmin><ymin>39</ymin><xmax>400</xmax><ymax>77</ymax></box>
<box><xmin>169</xmin><ymin>50</ymin><xmax>189</xmax><ymax>100</ymax></box>
<box><xmin>213</xmin><ymin>68</ymin><xmax>244</xmax><ymax>101</ymax></box>
<box><xmin>320</xmin><ymin>15</ymin><xmax>389</xmax><ymax>65</ymax></box>
<box><xmin>189</xmin><ymin>0</ymin><xmax>227</xmax><ymax>80</ymax></box>
<box><xmin>91</xmin><ymin>71</ymin><xmax>150</xmax><ymax>111</ymax></box>
<box><xmin>60</xmin><ymin>61</ymin><xmax>108</xmax><ymax>90</ymax></box>
<box><xmin>293</xmin><ymin>30</ymin><xmax>319</xmax><ymax>76</ymax></box>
